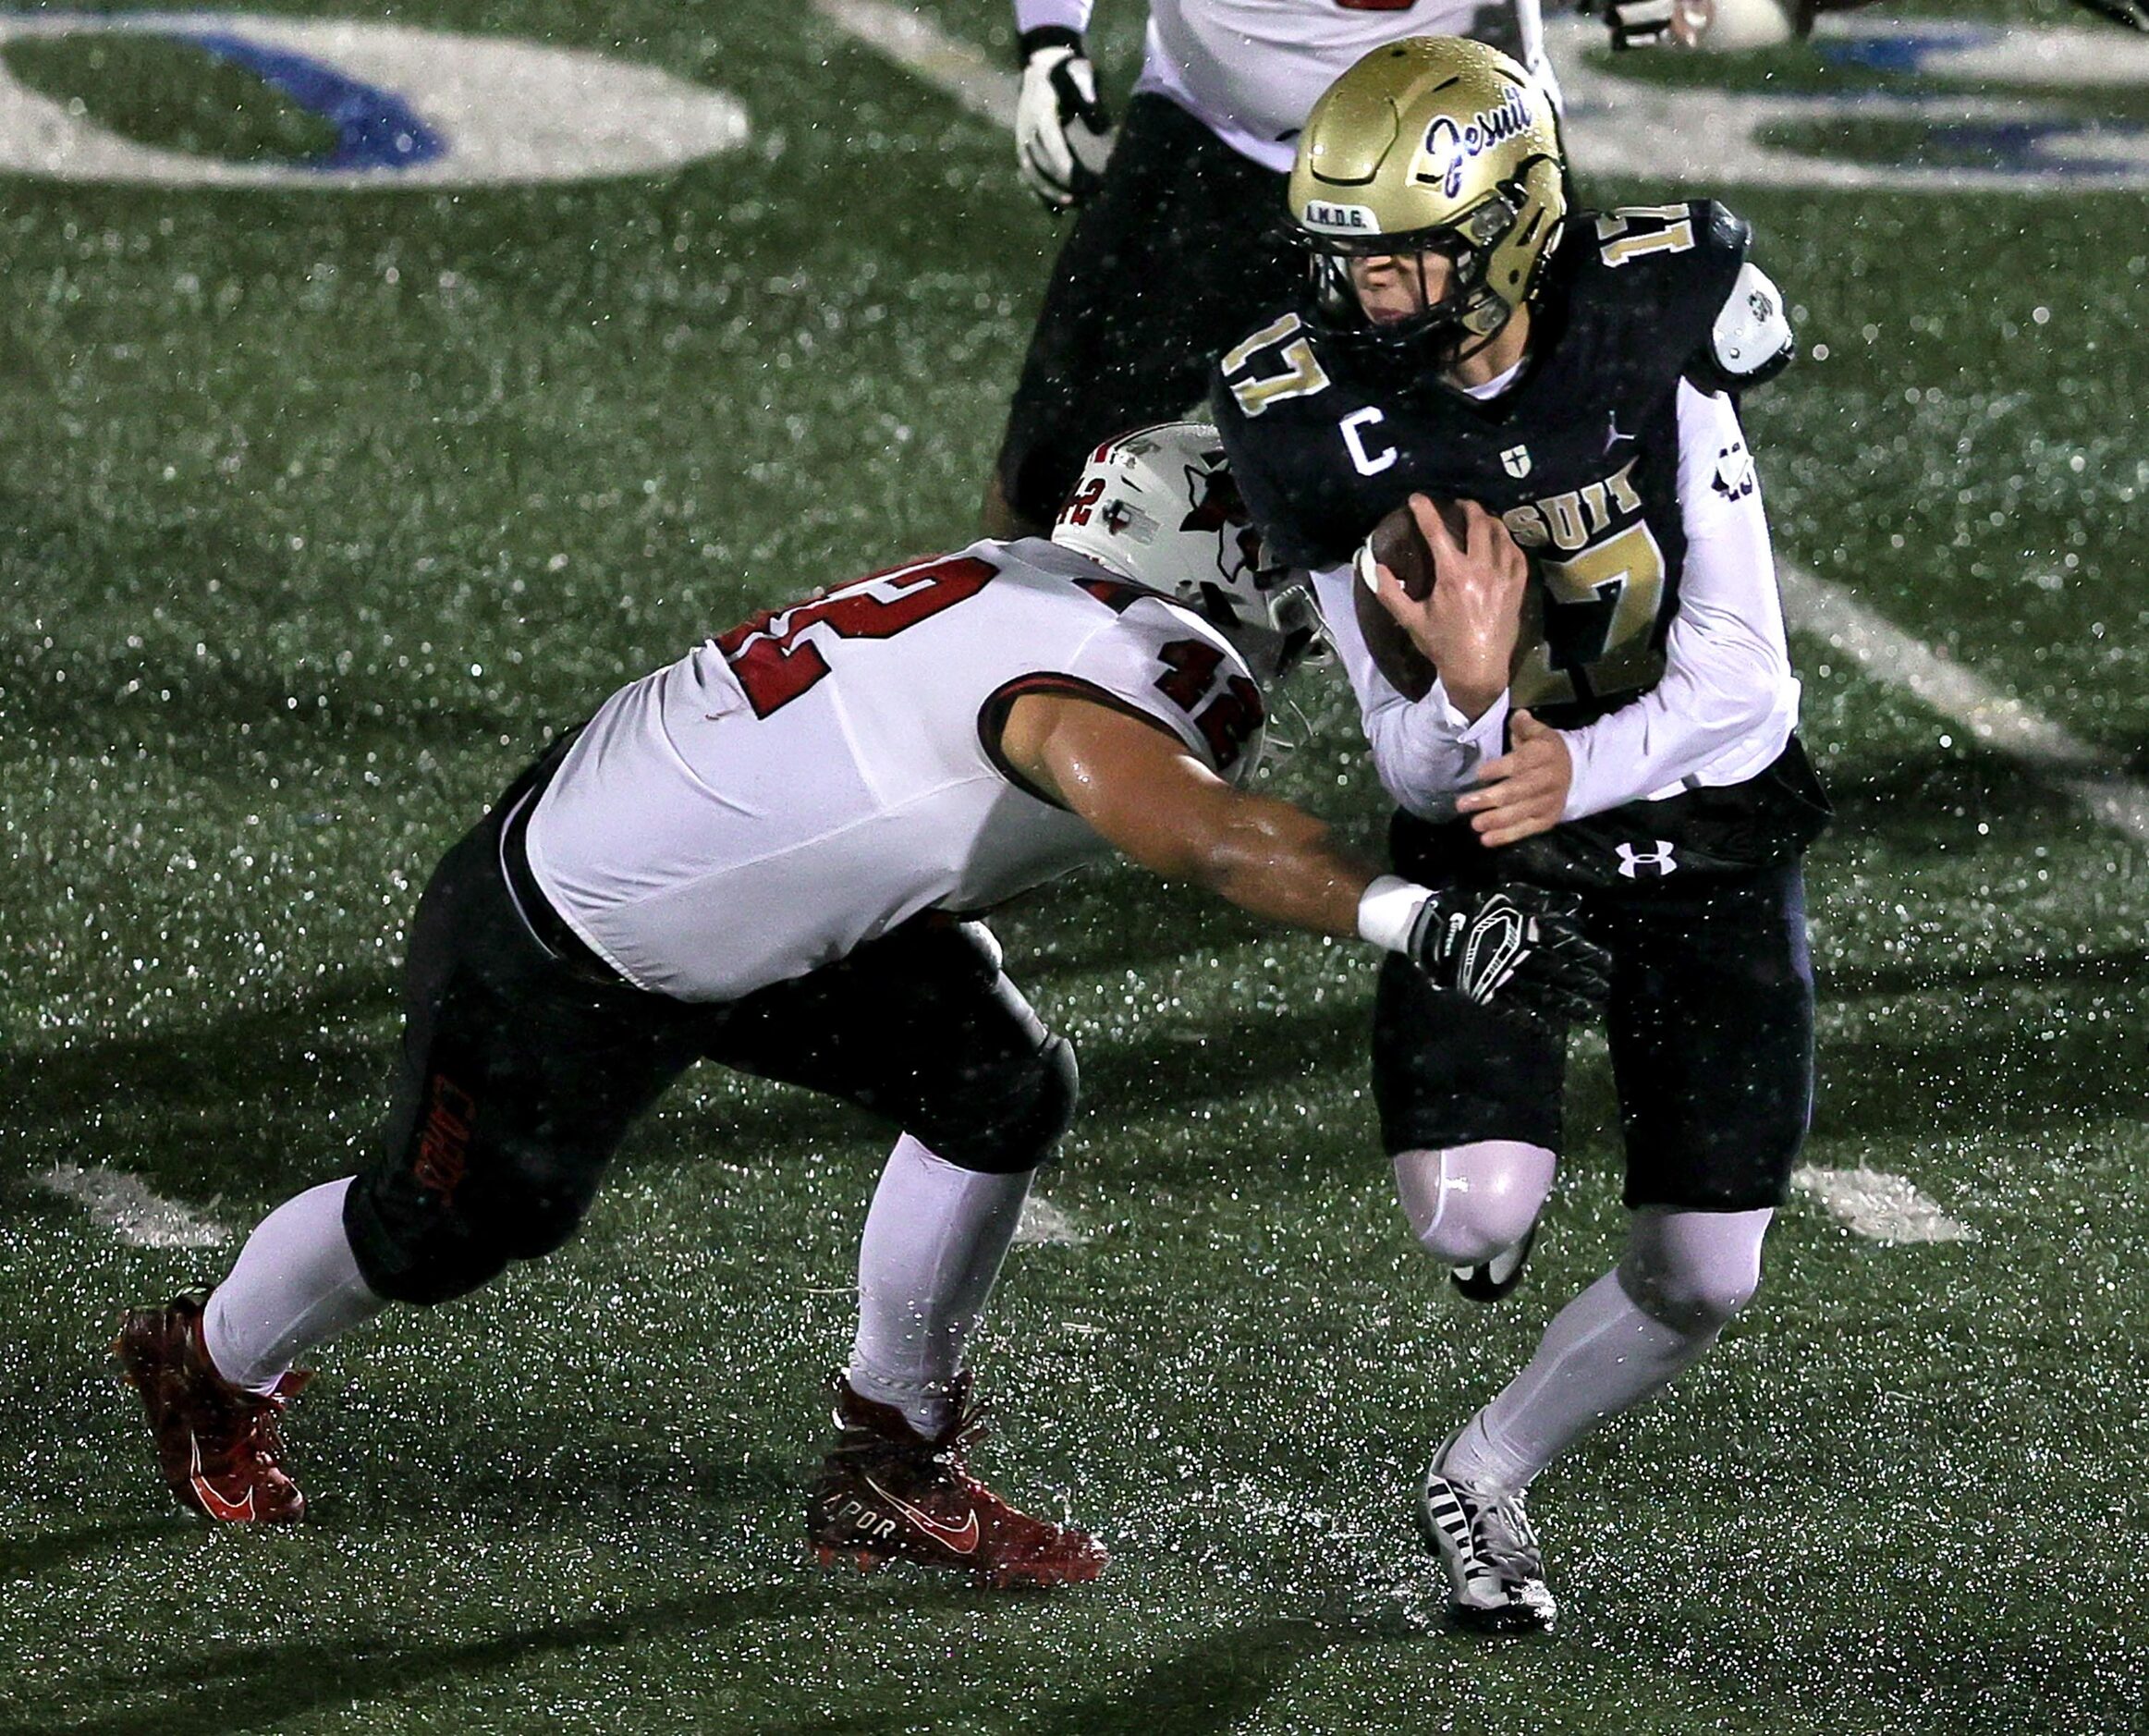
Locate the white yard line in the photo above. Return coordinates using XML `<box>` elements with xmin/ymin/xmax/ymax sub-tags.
<box><xmin>36</xmin><ymin>1163</ymin><xmax>229</xmax><ymax>1250</ymax></box>
<box><xmin>1790</xmin><ymin>1164</ymin><xmax>1977</xmax><ymax>1243</ymax></box>
<box><xmin>1777</xmin><ymin>565</ymin><xmax>2149</xmax><ymax>843</ymax></box>
<box><xmin>819</xmin><ymin>0</ymin><xmax>2149</xmax><ymax>847</ymax></box>
<box><xmin>815</xmin><ymin>0</ymin><xmax>1014</xmax><ymax>126</ymax></box>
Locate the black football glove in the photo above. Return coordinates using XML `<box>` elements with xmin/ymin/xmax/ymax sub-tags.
<box><xmin>1405</xmin><ymin>884</ymin><xmax>1610</xmax><ymax>1027</ymax></box>
<box><xmin>1576</xmin><ymin>0</ymin><xmax>1679</xmax><ymax>48</ymax></box>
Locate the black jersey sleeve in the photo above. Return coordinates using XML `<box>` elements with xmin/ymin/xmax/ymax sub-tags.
<box><xmin>1581</xmin><ymin>200</ymin><xmax>1790</xmax><ymax>398</ymax></box>
<box><xmin>1209</xmin><ymin>353</ymin><xmax>1358</xmax><ymax>571</ymax></box>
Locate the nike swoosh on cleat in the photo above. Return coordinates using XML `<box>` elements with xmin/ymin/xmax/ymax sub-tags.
<box><xmin>187</xmin><ymin>1434</ymin><xmax>257</xmax><ymax>1522</ymax></box>
<box><xmin>860</xmin><ymin>1473</ymin><xmax>979</xmax><ymax>1555</ymax></box>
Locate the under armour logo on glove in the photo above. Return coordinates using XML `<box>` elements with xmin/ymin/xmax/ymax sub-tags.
<box><xmin>1406</xmin><ymin>886</ymin><xmax>1610</xmax><ymax>1027</ymax></box>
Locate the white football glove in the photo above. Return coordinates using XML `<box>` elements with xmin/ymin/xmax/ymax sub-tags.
<box><xmin>1015</xmin><ymin>27</ymin><xmax>1114</xmax><ymax>211</ymax></box>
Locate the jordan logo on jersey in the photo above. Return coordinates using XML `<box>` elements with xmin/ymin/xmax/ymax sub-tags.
<box><xmin>1615</xmin><ymin>840</ymin><xmax>1679</xmax><ymax>879</ymax></box>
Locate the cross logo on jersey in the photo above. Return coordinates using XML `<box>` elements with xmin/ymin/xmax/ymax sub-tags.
<box><xmin>1614</xmin><ymin>840</ymin><xmax>1679</xmax><ymax>879</ymax></box>
<box><xmin>1500</xmin><ymin>444</ymin><xmax>1532</xmax><ymax>480</ymax></box>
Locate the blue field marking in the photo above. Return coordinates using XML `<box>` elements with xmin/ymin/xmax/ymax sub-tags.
<box><xmin>1817</xmin><ymin>27</ymin><xmax>1994</xmax><ymax>74</ymax></box>
<box><xmin>172</xmin><ymin>29</ymin><xmax>445</xmax><ymax>169</ymax></box>
<box><xmin>1913</xmin><ymin>117</ymin><xmax>2149</xmax><ymax>180</ymax></box>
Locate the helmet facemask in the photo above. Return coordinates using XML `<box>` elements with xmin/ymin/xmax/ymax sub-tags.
<box><xmin>1303</xmin><ymin>194</ymin><xmax>1524</xmax><ymax>369</ymax></box>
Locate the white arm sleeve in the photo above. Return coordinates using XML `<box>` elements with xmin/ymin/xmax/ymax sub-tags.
<box><xmin>1558</xmin><ymin>381</ymin><xmax>1801</xmax><ymax>820</ymax></box>
<box><xmin>1015</xmin><ymin>0</ymin><xmax>1094</xmax><ymax>34</ymax></box>
<box><xmin>1311</xmin><ymin>563</ymin><xmax>1510</xmax><ymax>821</ymax></box>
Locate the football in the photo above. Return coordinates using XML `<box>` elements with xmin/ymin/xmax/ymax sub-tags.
<box><xmin>1361</xmin><ymin>495</ymin><xmax>1470</xmax><ymax>602</ymax></box>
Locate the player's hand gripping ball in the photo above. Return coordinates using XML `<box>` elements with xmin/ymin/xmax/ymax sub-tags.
<box><xmin>1356</xmin><ymin>494</ymin><xmax>1528</xmax><ymax>718</ymax></box>
<box><xmin>1356</xmin><ymin>494</ymin><xmax>1469</xmax><ymax>603</ymax></box>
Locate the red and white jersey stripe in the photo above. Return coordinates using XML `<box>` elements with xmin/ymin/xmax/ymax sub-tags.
<box><xmin>525</xmin><ymin>538</ymin><xmax>1264</xmax><ymax>1001</ymax></box>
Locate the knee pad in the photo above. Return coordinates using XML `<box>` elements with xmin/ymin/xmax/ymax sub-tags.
<box><xmin>488</xmin><ymin>1161</ymin><xmax>600</xmax><ymax>1264</ymax></box>
<box><xmin>1393</xmin><ymin>1141</ymin><xmax>1556</xmax><ymax>1267</ymax></box>
<box><xmin>929</xmin><ymin>1033</ymin><xmax>1079</xmax><ymax>1176</ymax></box>
<box><xmin>344</xmin><ymin>1142</ymin><xmax>602</xmax><ymax>1307</ymax></box>
<box><xmin>1618</xmin><ymin>1206</ymin><xmax>1774</xmax><ymax>1334</ymax></box>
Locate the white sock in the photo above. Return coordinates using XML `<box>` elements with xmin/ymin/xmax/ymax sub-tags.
<box><xmin>202</xmin><ymin>1177</ymin><xmax>387</xmax><ymax>1394</ymax></box>
<box><xmin>1438</xmin><ymin>1267</ymin><xmax>1707</xmax><ymax>1494</ymax></box>
<box><xmin>847</xmin><ymin>1135</ymin><xmax>1033</xmax><ymax>1437</ymax></box>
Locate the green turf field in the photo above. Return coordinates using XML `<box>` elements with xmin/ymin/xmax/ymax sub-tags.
<box><xmin>3</xmin><ymin>1</ymin><xmax>2147</xmax><ymax>1730</ymax></box>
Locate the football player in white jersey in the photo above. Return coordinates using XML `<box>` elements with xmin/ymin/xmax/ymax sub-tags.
<box><xmin>114</xmin><ymin>423</ymin><xmax>1606</xmax><ymax>1588</ymax></box>
<box><xmin>990</xmin><ymin>0</ymin><xmax>1554</xmax><ymax>541</ymax></box>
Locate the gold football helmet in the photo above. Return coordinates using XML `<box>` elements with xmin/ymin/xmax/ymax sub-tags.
<box><xmin>1288</xmin><ymin>38</ymin><xmax>1567</xmax><ymax>362</ymax></box>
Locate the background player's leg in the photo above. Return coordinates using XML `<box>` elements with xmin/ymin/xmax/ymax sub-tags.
<box><xmin>985</xmin><ymin>95</ymin><xmax>1298</xmax><ymax>536</ymax></box>
<box><xmin>848</xmin><ymin>1134</ymin><xmax>1032</xmax><ymax>1436</ymax></box>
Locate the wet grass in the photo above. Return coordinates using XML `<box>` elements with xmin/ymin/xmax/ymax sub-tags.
<box><xmin>3</xmin><ymin>3</ymin><xmax>2148</xmax><ymax>1732</ymax></box>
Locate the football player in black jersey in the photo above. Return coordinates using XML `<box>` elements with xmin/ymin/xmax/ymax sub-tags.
<box><xmin>1213</xmin><ymin>38</ymin><xmax>1830</xmax><ymax>1635</ymax></box>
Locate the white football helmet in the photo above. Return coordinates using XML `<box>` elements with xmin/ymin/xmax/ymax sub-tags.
<box><xmin>1048</xmin><ymin>422</ymin><xmax>1322</xmax><ymax>683</ymax></box>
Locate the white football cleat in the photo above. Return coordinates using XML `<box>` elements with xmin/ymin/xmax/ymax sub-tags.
<box><xmin>1417</xmin><ymin>1434</ymin><xmax>1557</xmax><ymax>1635</ymax></box>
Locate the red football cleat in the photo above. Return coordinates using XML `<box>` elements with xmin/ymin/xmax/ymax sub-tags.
<box><xmin>806</xmin><ymin>1375</ymin><xmax>1105</xmax><ymax>1589</ymax></box>
<box><xmin>112</xmin><ymin>1291</ymin><xmax>310</xmax><ymax>1523</ymax></box>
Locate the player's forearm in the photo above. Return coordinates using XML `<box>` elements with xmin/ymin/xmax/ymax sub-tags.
<box><xmin>1167</xmin><ymin>793</ymin><xmax>1374</xmax><ymax>937</ymax></box>
<box><xmin>1560</xmin><ymin>634</ymin><xmax>1796</xmax><ymax>817</ymax></box>
<box><xmin>1313</xmin><ymin>563</ymin><xmax>1508</xmax><ymax>818</ymax></box>
<box><xmin>1362</xmin><ymin>686</ymin><xmax>1509</xmax><ymax>819</ymax></box>
<box><xmin>1562</xmin><ymin>385</ymin><xmax>1800</xmax><ymax>817</ymax></box>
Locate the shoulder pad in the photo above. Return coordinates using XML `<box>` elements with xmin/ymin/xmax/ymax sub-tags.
<box><xmin>1691</xmin><ymin>260</ymin><xmax>1795</xmax><ymax>393</ymax></box>
<box><xmin>1581</xmin><ymin>201</ymin><xmax>1788</xmax><ymax>396</ymax></box>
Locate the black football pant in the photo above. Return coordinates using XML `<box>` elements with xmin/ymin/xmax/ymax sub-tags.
<box><xmin>1373</xmin><ymin>821</ymin><xmax>1814</xmax><ymax>1213</ymax></box>
<box><xmin>994</xmin><ymin>93</ymin><xmax>1301</xmax><ymax>530</ymax></box>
